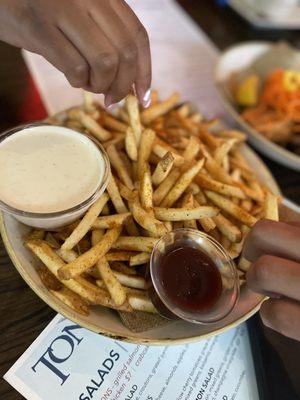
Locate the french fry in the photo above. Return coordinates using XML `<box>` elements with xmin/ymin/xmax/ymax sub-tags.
<box><xmin>58</xmin><ymin>227</ymin><xmax>122</xmax><ymax>280</ymax></box>
<box><xmin>110</xmin><ymin>261</ymin><xmax>137</xmax><ymax>275</ymax></box>
<box><xmin>140</xmin><ymin>163</ymin><xmax>153</xmax><ymax>211</ymax></box>
<box><xmin>151</xmin><ymin>89</ymin><xmax>159</xmax><ymax>105</ymax></box>
<box><xmin>83</xmin><ymin>91</ymin><xmax>95</xmax><ymax>113</ymax></box>
<box><xmin>125</xmin><ymin>127</ymin><xmax>138</xmax><ymax>161</ymax></box>
<box><xmin>152</xmin><ymin>138</ymin><xmax>184</xmax><ymax>165</ymax></box>
<box><xmin>214</xmin><ymin>138</ymin><xmax>237</xmax><ymax>164</ymax></box>
<box><xmin>182</xmin><ymin>136</ymin><xmax>201</xmax><ymax>162</ymax></box>
<box><xmin>27</xmin><ymin>229</ymin><xmax>45</xmax><ymax>240</ymax></box>
<box><xmin>113</xmin><ymin>271</ymin><xmax>146</xmax><ymax>290</ymax></box>
<box><xmin>106</xmin><ymin>173</ymin><xmax>139</xmax><ymax>236</ymax></box>
<box><xmin>130</xmin><ymin>195</ymin><xmax>166</xmax><ymax>237</ymax></box>
<box><xmin>241</xmin><ymin>200</ymin><xmax>253</xmax><ymax>212</ymax></box>
<box><xmin>92</xmin><ymin>231</ymin><xmax>127</xmax><ymax>306</ymax></box>
<box><xmin>45</xmin><ymin>232</ymin><xmax>60</xmax><ymax>249</ymax></box>
<box><xmin>107</xmin><ymin>144</ymin><xmax>134</xmax><ymax>189</ymax></box>
<box><xmin>102</xmin><ymin>114</ymin><xmax>128</xmax><ymax>133</ymax></box>
<box><xmin>264</xmin><ymin>192</ymin><xmax>279</xmax><ymax>221</ymax></box>
<box><xmin>161</xmin><ymin>159</ymin><xmax>204</xmax><ymax>207</ymax></box>
<box><xmin>137</xmin><ymin>129</ymin><xmax>156</xmax><ymax>180</ymax></box>
<box><xmin>112</xmin><ymin>236</ymin><xmax>158</xmax><ymax>252</ymax></box>
<box><xmin>92</xmin><ymin>213</ymin><xmax>130</xmax><ymax>229</ymax></box>
<box><xmin>193</xmin><ymin>198</ymin><xmax>216</xmax><ymax>232</ymax></box>
<box><xmin>106</xmin><ymin>251</ymin><xmax>135</xmax><ymax>262</ymax></box>
<box><xmin>126</xmin><ymin>94</ymin><xmax>142</xmax><ymax>143</ymax></box>
<box><xmin>141</xmin><ymin>92</ymin><xmax>180</xmax><ymax>124</ymax></box>
<box><xmin>189</xmin><ymin>112</ymin><xmax>203</xmax><ymax>123</ymax></box>
<box><xmin>217</xmin><ymin>129</ymin><xmax>246</xmax><ymax>142</ymax></box>
<box><xmin>68</xmin><ymin>109</ymin><xmax>111</xmax><ymax>141</ymax></box>
<box><xmin>213</xmin><ymin>213</ymin><xmax>242</xmax><ymax>243</ymax></box>
<box><xmin>96</xmin><ymin>257</ymin><xmax>127</xmax><ymax>306</ymax></box>
<box><xmin>130</xmin><ymin>252</ymin><xmax>151</xmax><ymax>266</ymax></box>
<box><xmin>119</xmin><ymin>151</ymin><xmax>134</xmax><ymax>178</ymax></box>
<box><xmin>50</xmin><ymin>287</ymin><xmax>89</xmax><ymax>315</ymax></box>
<box><xmin>151</xmin><ymin>152</ymin><xmax>174</xmax><ymax>186</ymax></box>
<box><xmin>25</xmin><ymin>239</ymin><xmax>114</xmax><ymax>305</ymax></box>
<box><xmin>154</xmin><ymin>206</ymin><xmax>218</xmax><ymax>221</ymax></box>
<box><xmin>153</xmin><ymin>168</ymin><xmax>181</xmax><ymax>205</ymax></box>
<box><xmin>181</xmin><ymin>193</ymin><xmax>197</xmax><ymax>229</ymax></box>
<box><xmin>37</xmin><ymin>265</ymin><xmax>62</xmax><ymax>291</ymax></box>
<box><xmin>127</xmin><ymin>292</ymin><xmax>157</xmax><ymax>313</ymax></box>
<box><xmin>56</xmin><ymin>248</ymin><xmax>78</xmax><ymax>263</ymax></box>
<box><xmin>177</xmin><ymin>103</ymin><xmax>190</xmax><ymax>118</ymax></box>
<box><xmin>195</xmin><ymin>173</ymin><xmax>245</xmax><ymax>199</ymax></box>
<box><xmin>206</xmin><ymin>191</ymin><xmax>257</xmax><ymax>227</ymax></box>
<box><xmin>205</xmin><ymin>158</ymin><xmax>234</xmax><ymax>185</ymax></box>
<box><xmin>61</xmin><ymin>193</ymin><xmax>109</xmax><ymax>251</ymax></box>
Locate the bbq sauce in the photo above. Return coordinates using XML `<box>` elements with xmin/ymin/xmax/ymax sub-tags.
<box><xmin>159</xmin><ymin>246</ymin><xmax>222</xmax><ymax>313</ymax></box>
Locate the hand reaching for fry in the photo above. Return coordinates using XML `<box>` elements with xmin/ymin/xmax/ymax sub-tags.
<box><xmin>0</xmin><ymin>0</ymin><xmax>151</xmax><ymax>106</ymax></box>
<box><xmin>244</xmin><ymin>220</ymin><xmax>300</xmax><ymax>341</ymax></box>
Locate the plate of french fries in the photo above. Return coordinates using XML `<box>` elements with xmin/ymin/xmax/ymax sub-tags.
<box><xmin>0</xmin><ymin>91</ymin><xmax>281</xmax><ymax>345</ymax></box>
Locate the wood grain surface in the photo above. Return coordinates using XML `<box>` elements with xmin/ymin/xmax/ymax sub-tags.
<box><xmin>0</xmin><ymin>1</ymin><xmax>300</xmax><ymax>399</ymax></box>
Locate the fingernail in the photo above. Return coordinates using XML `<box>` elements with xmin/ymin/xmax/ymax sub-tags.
<box><xmin>141</xmin><ymin>88</ymin><xmax>151</xmax><ymax>108</ymax></box>
<box><xmin>104</xmin><ymin>95</ymin><xmax>113</xmax><ymax>108</ymax></box>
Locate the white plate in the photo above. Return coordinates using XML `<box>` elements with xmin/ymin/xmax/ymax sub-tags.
<box><xmin>0</xmin><ymin>142</ymin><xmax>280</xmax><ymax>345</ymax></box>
<box><xmin>215</xmin><ymin>41</ymin><xmax>300</xmax><ymax>171</ymax></box>
<box><xmin>229</xmin><ymin>0</ymin><xmax>300</xmax><ymax>30</ymax></box>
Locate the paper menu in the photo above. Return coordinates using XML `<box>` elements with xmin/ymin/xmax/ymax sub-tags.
<box><xmin>4</xmin><ymin>315</ymin><xmax>259</xmax><ymax>400</ymax></box>
<box><xmin>22</xmin><ymin>0</ymin><xmax>226</xmax><ymax>118</ymax></box>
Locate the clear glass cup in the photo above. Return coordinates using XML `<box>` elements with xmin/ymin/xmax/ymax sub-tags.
<box><xmin>149</xmin><ymin>228</ymin><xmax>239</xmax><ymax>324</ymax></box>
<box><xmin>0</xmin><ymin>123</ymin><xmax>110</xmax><ymax>230</ymax></box>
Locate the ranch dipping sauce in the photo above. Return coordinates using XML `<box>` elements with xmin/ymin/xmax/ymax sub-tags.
<box><xmin>0</xmin><ymin>126</ymin><xmax>105</xmax><ymax>213</ymax></box>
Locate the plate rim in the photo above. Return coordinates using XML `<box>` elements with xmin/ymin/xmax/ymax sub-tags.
<box><xmin>214</xmin><ymin>41</ymin><xmax>300</xmax><ymax>170</ymax></box>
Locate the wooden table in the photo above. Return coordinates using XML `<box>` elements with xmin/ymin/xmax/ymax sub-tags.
<box><xmin>0</xmin><ymin>1</ymin><xmax>300</xmax><ymax>399</ymax></box>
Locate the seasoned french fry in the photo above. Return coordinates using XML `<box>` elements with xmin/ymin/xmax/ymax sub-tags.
<box><xmin>195</xmin><ymin>173</ymin><xmax>245</xmax><ymax>199</ymax></box>
<box><xmin>153</xmin><ymin>168</ymin><xmax>181</xmax><ymax>205</ymax></box>
<box><xmin>58</xmin><ymin>227</ymin><xmax>122</xmax><ymax>280</ymax></box>
<box><xmin>92</xmin><ymin>213</ymin><xmax>130</xmax><ymax>229</ymax></box>
<box><xmin>182</xmin><ymin>136</ymin><xmax>201</xmax><ymax>162</ymax></box>
<box><xmin>68</xmin><ymin>109</ymin><xmax>111</xmax><ymax>141</ymax></box>
<box><xmin>113</xmin><ymin>271</ymin><xmax>146</xmax><ymax>290</ymax></box>
<box><xmin>45</xmin><ymin>232</ymin><xmax>60</xmax><ymax>249</ymax></box>
<box><xmin>107</xmin><ymin>144</ymin><xmax>134</xmax><ymax>189</ymax></box>
<box><xmin>130</xmin><ymin>195</ymin><xmax>166</xmax><ymax>237</ymax></box>
<box><xmin>140</xmin><ymin>163</ymin><xmax>153</xmax><ymax>211</ymax></box>
<box><xmin>213</xmin><ymin>213</ymin><xmax>242</xmax><ymax>243</ymax></box>
<box><xmin>127</xmin><ymin>292</ymin><xmax>157</xmax><ymax>313</ymax></box>
<box><xmin>107</xmin><ymin>173</ymin><xmax>139</xmax><ymax>236</ymax></box>
<box><xmin>96</xmin><ymin>257</ymin><xmax>127</xmax><ymax>306</ymax></box>
<box><xmin>102</xmin><ymin>114</ymin><xmax>128</xmax><ymax>133</ymax></box>
<box><xmin>206</xmin><ymin>191</ymin><xmax>257</xmax><ymax>227</ymax></box>
<box><xmin>177</xmin><ymin>103</ymin><xmax>190</xmax><ymax>118</ymax></box>
<box><xmin>61</xmin><ymin>193</ymin><xmax>109</xmax><ymax>251</ymax></box>
<box><xmin>193</xmin><ymin>198</ymin><xmax>216</xmax><ymax>232</ymax></box>
<box><xmin>83</xmin><ymin>91</ymin><xmax>95</xmax><ymax>113</ymax></box>
<box><xmin>151</xmin><ymin>152</ymin><xmax>174</xmax><ymax>186</ymax></box>
<box><xmin>181</xmin><ymin>193</ymin><xmax>197</xmax><ymax>229</ymax></box>
<box><xmin>112</xmin><ymin>236</ymin><xmax>158</xmax><ymax>252</ymax></box>
<box><xmin>264</xmin><ymin>192</ymin><xmax>279</xmax><ymax>221</ymax></box>
<box><xmin>154</xmin><ymin>206</ymin><xmax>218</xmax><ymax>221</ymax></box>
<box><xmin>106</xmin><ymin>251</ymin><xmax>135</xmax><ymax>262</ymax></box>
<box><xmin>214</xmin><ymin>138</ymin><xmax>237</xmax><ymax>164</ymax></box>
<box><xmin>241</xmin><ymin>200</ymin><xmax>253</xmax><ymax>212</ymax></box>
<box><xmin>50</xmin><ymin>287</ymin><xmax>89</xmax><ymax>315</ymax></box>
<box><xmin>92</xmin><ymin>231</ymin><xmax>126</xmax><ymax>306</ymax></box>
<box><xmin>130</xmin><ymin>252</ymin><xmax>151</xmax><ymax>266</ymax></box>
<box><xmin>110</xmin><ymin>262</ymin><xmax>137</xmax><ymax>275</ymax></box>
<box><xmin>126</xmin><ymin>94</ymin><xmax>142</xmax><ymax>143</ymax></box>
<box><xmin>25</xmin><ymin>239</ymin><xmax>118</xmax><ymax>306</ymax></box>
<box><xmin>56</xmin><ymin>248</ymin><xmax>78</xmax><ymax>263</ymax></box>
<box><xmin>137</xmin><ymin>129</ymin><xmax>156</xmax><ymax>180</ymax></box>
<box><xmin>218</xmin><ymin>129</ymin><xmax>246</xmax><ymax>142</ymax></box>
<box><xmin>205</xmin><ymin>158</ymin><xmax>234</xmax><ymax>185</ymax></box>
<box><xmin>141</xmin><ymin>92</ymin><xmax>180</xmax><ymax>124</ymax></box>
<box><xmin>161</xmin><ymin>159</ymin><xmax>204</xmax><ymax>207</ymax></box>
<box><xmin>37</xmin><ymin>265</ymin><xmax>62</xmax><ymax>291</ymax></box>
<box><xmin>152</xmin><ymin>138</ymin><xmax>184</xmax><ymax>165</ymax></box>
<box><xmin>27</xmin><ymin>229</ymin><xmax>45</xmax><ymax>240</ymax></box>
<box><xmin>125</xmin><ymin>127</ymin><xmax>138</xmax><ymax>161</ymax></box>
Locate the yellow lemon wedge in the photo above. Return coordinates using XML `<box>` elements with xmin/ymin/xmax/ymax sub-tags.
<box><xmin>283</xmin><ymin>70</ymin><xmax>300</xmax><ymax>92</ymax></box>
<box><xmin>235</xmin><ymin>75</ymin><xmax>260</xmax><ymax>107</ymax></box>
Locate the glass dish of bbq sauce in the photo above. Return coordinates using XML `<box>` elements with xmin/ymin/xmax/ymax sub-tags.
<box><xmin>149</xmin><ymin>229</ymin><xmax>239</xmax><ymax>324</ymax></box>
